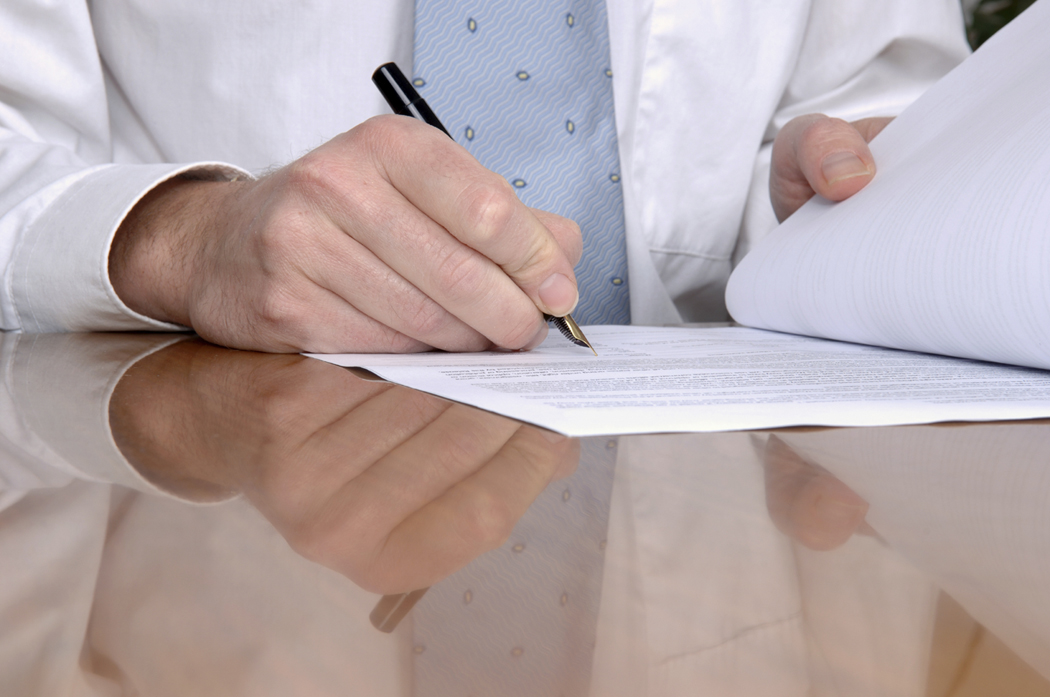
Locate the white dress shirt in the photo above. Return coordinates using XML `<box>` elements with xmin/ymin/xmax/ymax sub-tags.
<box><xmin>0</xmin><ymin>6</ymin><xmax>977</xmax><ymax>691</ymax></box>
<box><xmin>0</xmin><ymin>1</ymin><xmax>970</xmax><ymax>332</ymax></box>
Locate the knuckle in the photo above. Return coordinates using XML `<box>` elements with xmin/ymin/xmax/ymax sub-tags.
<box><xmin>504</xmin><ymin>234</ymin><xmax>558</xmax><ymax>280</ymax></box>
<box><xmin>354</xmin><ymin>115</ymin><xmax>433</xmax><ymax>172</ymax></box>
<box><xmin>352</xmin><ymin>115</ymin><xmax>399</xmax><ymax>155</ymax></box>
<box><xmin>283</xmin><ymin>151</ymin><xmax>341</xmax><ymax>195</ymax></box>
<box><xmin>283</xmin><ymin>502</ymin><xmax>376</xmax><ymax>574</ymax></box>
<box><xmin>457</xmin><ymin>489</ymin><xmax>517</xmax><ymax>549</ymax></box>
<box><xmin>358</xmin><ymin>113</ymin><xmax>413</xmax><ymax>142</ymax></box>
<box><xmin>432</xmin><ymin>244</ymin><xmax>490</xmax><ymax>302</ymax></box>
<box><xmin>254</xmin><ymin>214</ymin><xmax>301</xmax><ymax>261</ymax></box>
<box><xmin>252</xmin><ymin>285</ymin><xmax>311</xmax><ymax>346</ymax></box>
<box><xmin>399</xmin><ymin>296</ymin><xmax>452</xmax><ymax>339</ymax></box>
<box><xmin>431</xmin><ymin>433</ymin><xmax>481</xmax><ymax>479</ymax></box>
<box><xmin>459</xmin><ymin>180</ymin><xmax>519</xmax><ymax>244</ymax></box>
<box><xmin>253</xmin><ymin>473</ymin><xmax>320</xmax><ymax>527</ymax></box>
<box><xmin>400</xmin><ymin>391</ymin><xmax>452</xmax><ymax>429</ymax></box>
<box><xmin>800</xmin><ymin>116</ymin><xmax>851</xmax><ymax>149</ymax></box>
<box><xmin>255</xmin><ymin>285</ymin><xmax>296</xmax><ymax>326</ymax></box>
<box><xmin>249</xmin><ymin>395</ymin><xmax>296</xmax><ymax>442</ymax></box>
<box><xmin>284</xmin><ymin>519</ymin><xmax>342</xmax><ymax>567</ymax></box>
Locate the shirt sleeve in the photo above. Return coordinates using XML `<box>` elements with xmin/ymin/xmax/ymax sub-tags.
<box><xmin>0</xmin><ymin>1</ymin><xmax>249</xmax><ymax>333</ymax></box>
<box><xmin>735</xmin><ymin>0</ymin><xmax>973</xmax><ymax>265</ymax></box>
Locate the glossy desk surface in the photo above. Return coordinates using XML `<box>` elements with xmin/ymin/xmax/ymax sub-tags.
<box><xmin>3</xmin><ymin>333</ymin><xmax>1050</xmax><ymax>696</ymax></box>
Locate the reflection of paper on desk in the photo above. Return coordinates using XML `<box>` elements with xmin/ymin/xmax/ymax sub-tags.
<box><xmin>306</xmin><ymin>326</ymin><xmax>1050</xmax><ymax>436</ymax></box>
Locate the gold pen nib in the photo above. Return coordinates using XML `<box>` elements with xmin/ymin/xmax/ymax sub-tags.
<box><xmin>546</xmin><ymin>314</ymin><xmax>597</xmax><ymax>355</ymax></box>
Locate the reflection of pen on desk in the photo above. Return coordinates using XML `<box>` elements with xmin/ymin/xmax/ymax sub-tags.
<box><xmin>371</xmin><ymin>62</ymin><xmax>596</xmax><ymax>355</ymax></box>
<box><xmin>370</xmin><ymin>587</ymin><xmax>429</xmax><ymax>633</ymax></box>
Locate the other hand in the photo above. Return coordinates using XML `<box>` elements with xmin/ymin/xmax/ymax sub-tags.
<box><xmin>770</xmin><ymin>115</ymin><xmax>893</xmax><ymax>222</ymax></box>
<box><xmin>109</xmin><ymin>116</ymin><xmax>583</xmax><ymax>353</ymax></box>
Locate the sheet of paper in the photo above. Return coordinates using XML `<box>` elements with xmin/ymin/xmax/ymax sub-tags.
<box><xmin>306</xmin><ymin>326</ymin><xmax>1050</xmax><ymax>436</ymax></box>
<box><xmin>725</xmin><ymin>0</ymin><xmax>1050</xmax><ymax>371</ymax></box>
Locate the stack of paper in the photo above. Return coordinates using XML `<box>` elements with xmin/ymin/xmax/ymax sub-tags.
<box><xmin>310</xmin><ymin>2</ymin><xmax>1050</xmax><ymax>436</ymax></box>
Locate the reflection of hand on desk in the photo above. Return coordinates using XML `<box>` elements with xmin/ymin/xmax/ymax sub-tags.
<box><xmin>759</xmin><ymin>434</ymin><xmax>874</xmax><ymax>552</ymax></box>
<box><xmin>4</xmin><ymin>331</ymin><xmax>1050</xmax><ymax>694</ymax></box>
<box><xmin>109</xmin><ymin>339</ymin><xmax>579</xmax><ymax>593</ymax></box>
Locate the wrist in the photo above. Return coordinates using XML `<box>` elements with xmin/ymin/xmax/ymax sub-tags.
<box><xmin>109</xmin><ymin>339</ymin><xmax>240</xmax><ymax>501</ymax></box>
<box><xmin>109</xmin><ymin>176</ymin><xmax>251</xmax><ymax>327</ymax></box>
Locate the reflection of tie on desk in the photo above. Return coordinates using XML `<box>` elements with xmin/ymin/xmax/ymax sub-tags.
<box><xmin>412</xmin><ymin>0</ymin><xmax>631</xmax><ymax>326</ymax></box>
<box><xmin>412</xmin><ymin>437</ymin><xmax>617</xmax><ymax>696</ymax></box>
<box><xmin>407</xmin><ymin>2</ymin><xmax>627</xmax><ymax>687</ymax></box>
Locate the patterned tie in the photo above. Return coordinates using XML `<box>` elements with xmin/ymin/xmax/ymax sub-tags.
<box><xmin>413</xmin><ymin>0</ymin><xmax>631</xmax><ymax>325</ymax></box>
<box><xmin>411</xmin><ymin>437</ymin><xmax>617</xmax><ymax>697</ymax></box>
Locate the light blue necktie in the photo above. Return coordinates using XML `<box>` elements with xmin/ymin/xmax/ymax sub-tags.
<box><xmin>413</xmin><ymin>0</ymin><xmax>631</xmax><ymax>325</ymax></box>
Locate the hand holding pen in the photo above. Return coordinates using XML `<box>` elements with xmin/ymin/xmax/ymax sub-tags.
<box><xmin>114</xmin><ymin>68</ymin><xmax>582</xmax><ymax>354</ymax></box>
<box><xmin>373</xmin><ymin>62</ymin><xmax>595</xmax><ymax>353</ymax></box>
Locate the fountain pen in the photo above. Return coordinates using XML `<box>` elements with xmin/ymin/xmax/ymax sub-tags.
<box><xmin>372</xmin><ymin>62</ymin><xmax>595</xmax><ymax>354</ymax></box>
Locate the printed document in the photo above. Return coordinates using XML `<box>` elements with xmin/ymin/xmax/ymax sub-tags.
<box><xmin>310</xmin><ymin>4</ymin><xmax>1050</xmax><ymax>436</ymax></box>
<box><xmin>307</xmin><ymin>327</ymin><xmax>1050</xmax><ymax>436</ymax></box>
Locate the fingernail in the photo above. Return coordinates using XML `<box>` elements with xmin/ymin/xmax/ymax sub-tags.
<box><xmin>538</xmin><ymin>273</ymin><xmax>579</xmax><ymax>316</ymax></box>
<box><xmin>821</xmin><ymin>151</ymin><xmax>872</xmax><ymax>186</ymax></box>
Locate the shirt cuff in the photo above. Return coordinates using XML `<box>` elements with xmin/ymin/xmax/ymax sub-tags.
<box><xmin>11</xmin><ymin>162</ymin><xmax>251</xmax><ymax>332</ymax></box>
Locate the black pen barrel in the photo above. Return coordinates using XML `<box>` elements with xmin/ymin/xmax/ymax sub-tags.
<box><xmin>371</xmin><ymin>62</ymin><xmax>453</xmax><ymax>139</ymax></box>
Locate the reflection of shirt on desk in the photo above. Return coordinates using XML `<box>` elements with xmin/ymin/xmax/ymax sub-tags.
<box><xmin>0</xmin><ymin>444</ymin><xmax>935</xmax><ymax>697</ymax></box>
<box><xmin>595</xmin><ymin>434</ymin><xmax>937</xmax><ymax>697</ymax></box>
<box><xmin>781</xmin><ymin>425</ymin><xmax>1050</xmax><ymax>684</ymax></box>
<box><xmin>0</xmin><ymin>334</ymin><xmax>942</xmax><ymax>696</ymax></box>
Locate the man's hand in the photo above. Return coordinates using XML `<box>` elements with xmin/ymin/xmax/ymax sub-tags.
<box><xmin>110</xmin><ymin>340</ymin><xmax>580</xmax><ymax>594</ymax></box>
<box><xmin>770</xmin><ymin>115</ymin><xmax>893</xmax><ymax>222</ymax></box>
<box><xmin>109</xmin><ymin>116</ymin><xmax>583</xmax><ymax>353</ymax></box>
